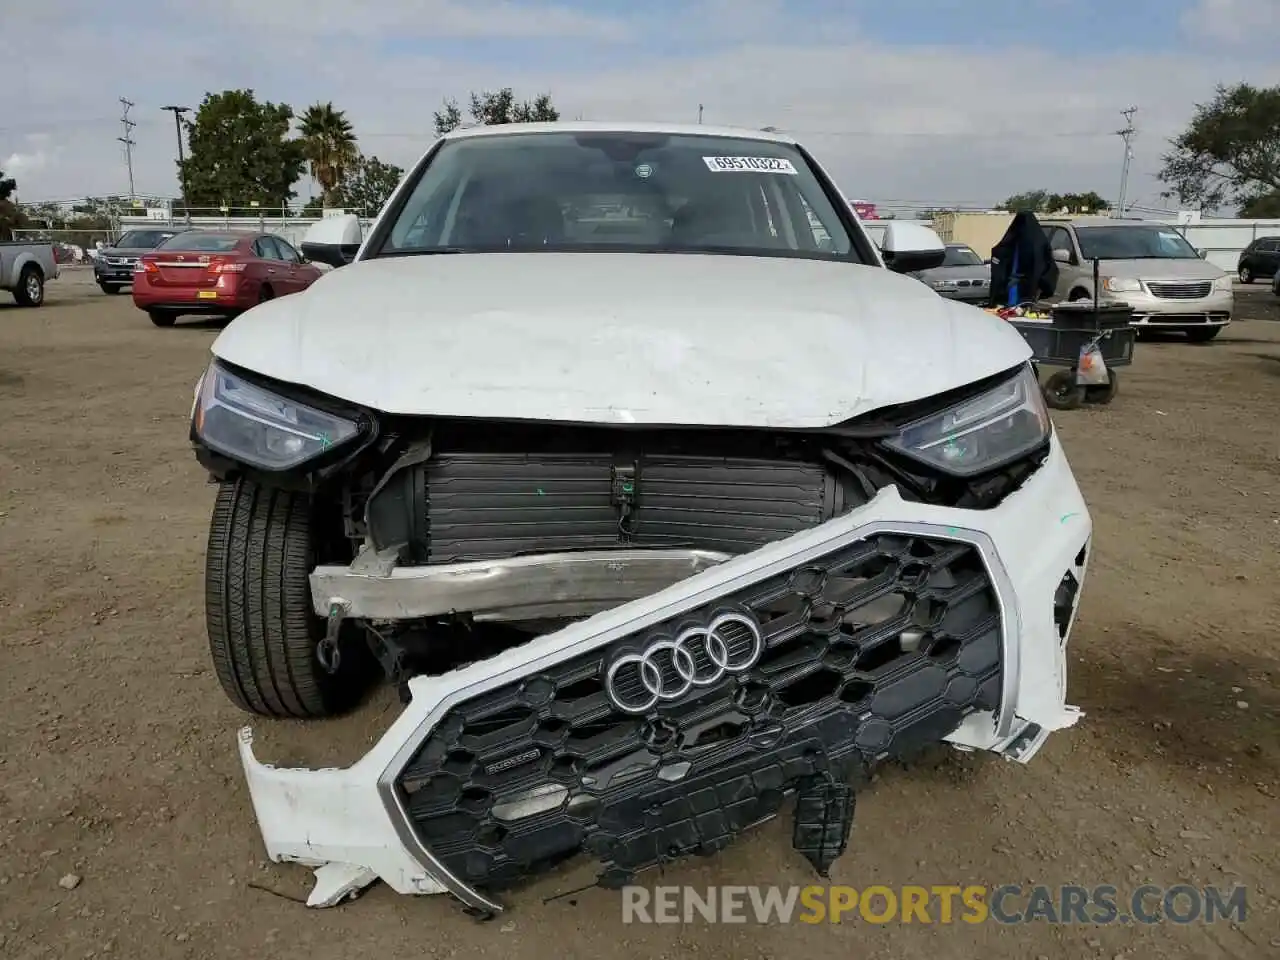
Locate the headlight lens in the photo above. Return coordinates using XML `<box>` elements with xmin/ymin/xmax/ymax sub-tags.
<box><xmin>931</xmin><ymin>279</ymin><xmax>958</xmax><ymax>290</ymax></box>
<box><xmin>193</xmin><ymin>361</ymin><xmax>360</xmax><ymax>470</ymax></box>
<box><xmin>1214</xmin><ymin>274</ymin><xmax>1233</xmax><ymax>291</ymax></box>
<box><xmin>884</xmin><ymin>365</ymin><xmax>1051</xmax><ymax>477</ymax></box>
<box><xmin>1102</xmin><ymin>276</ymin><xmax>1142</xmax><ymax>293</ymax></box>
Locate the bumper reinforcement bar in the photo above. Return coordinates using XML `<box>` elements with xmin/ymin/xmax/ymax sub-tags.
<box><xmin>310</xmin><ymin>548</ymin><xmax>732</xmax><ymax>621</ymax></box>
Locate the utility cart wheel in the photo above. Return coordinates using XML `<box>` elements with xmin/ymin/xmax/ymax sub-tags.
<box><xmin>1084</xmin><ymin>370</ymin><xmax>1119</xmax><ymax>405</ymax></box>
<box><xmin>1043</xmin><ymin>370</ymin><xmax>1085</xmax><ymax>410</ymax></box>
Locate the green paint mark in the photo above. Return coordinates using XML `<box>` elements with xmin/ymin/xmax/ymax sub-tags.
<box><xmin>945</xmin><ymin>526</ymin><xmax>961</xmax><ymax>536</ymax></box>
<box><xmin>1059</xmin><ymin>512</ymin><xmax>1080</xmax><ymax>524</ymax></box>
<box><xmin>622</xmin><ymin>481</ymin><xmax>635</xmax><ymax>493</ymax></box>
<box><xmin>319</xmin><ymin>433</ymin><xmax>332</xmax><ymax>450</ymax></box>
<box><xmin>535</xmin><ymin>488</ymin><xmax>545</xmax><ymax>496</ymax></box>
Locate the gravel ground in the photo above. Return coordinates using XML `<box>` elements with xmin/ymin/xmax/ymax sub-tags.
<box><xmin>1</xmin><ymin>274</ymin><xmax>1277</xmax><ymax>959</ymax></box>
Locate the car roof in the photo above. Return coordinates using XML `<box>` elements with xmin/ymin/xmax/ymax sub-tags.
<box><xmin>439</xmin><ymin>120</ymin><xmax>800</xmax><ymax>146</ymax></box>
<box><xmin>1042</xmin><ymin>217</ymin><xmax>1155</xmax><ymax>228</ymax></box>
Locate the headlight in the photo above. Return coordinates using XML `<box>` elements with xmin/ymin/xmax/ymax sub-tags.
<box><xmin>1101</xmin><ymin>276</ymin><xmax>1142</xmax><ymax>293</ymax></box>
<box><xmin>1214</xmin><ymin>275</ymin><xmax>1233</xmax><ymax>291</ymax></box>
<box><xmin>192</xmin><ymin>361</ymin><xmax>361</xmax><ymax>470</ymax></box>
<box><xmin>931</xmin><ymin>279</ymin><xmax>958</xmax><ymax>290</ymax></box>
<box><xmin>884</xmin><ymin>366</ymin><xmax>1051</xmax><ymax>477</ymax></box>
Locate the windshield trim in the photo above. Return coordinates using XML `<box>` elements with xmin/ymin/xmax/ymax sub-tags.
<box><xmin>359</xmin><ymin>131</ymin><xmax>881</xmax><ymax>267</ymax></box>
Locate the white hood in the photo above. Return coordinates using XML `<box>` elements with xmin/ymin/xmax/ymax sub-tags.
<box><xmin>210</xmin><ymin>253</ymin><xmax>1031</xmax><ymax>428</ymax></box>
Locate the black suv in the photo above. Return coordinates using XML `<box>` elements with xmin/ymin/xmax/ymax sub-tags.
<box><xmin>1236</xmin><ymin>236</ymin><xmax>1280</xmax><ymax>284</ymax></box>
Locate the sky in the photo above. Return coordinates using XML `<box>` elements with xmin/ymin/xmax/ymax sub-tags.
<box><xmin>5</xmin><ymin>0</ymin><xmax>1279</xmax><ymax>213</ymax></box>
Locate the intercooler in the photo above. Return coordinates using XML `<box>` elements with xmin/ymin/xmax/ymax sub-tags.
<box><xmin>366</xmin><ymin>450</ymin><xmax>865</xmax><ymax>563</ymax></box>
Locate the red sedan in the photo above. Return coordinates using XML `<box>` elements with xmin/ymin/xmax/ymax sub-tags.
<box><xmin>132</xmin><ymin>231</ymin><xmax>323</xmax><ymax>327</ymax></box>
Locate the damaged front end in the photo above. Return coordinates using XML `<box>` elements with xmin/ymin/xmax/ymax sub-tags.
<box><xmin>197</xmin><ymin>360</ymin><xmax>1090</xmax><ymax>912</ymax></box>
<box><xmin>238</xmin><ymin>456</ymin><xmax>1089</xmax><ymax>913</ymax></box>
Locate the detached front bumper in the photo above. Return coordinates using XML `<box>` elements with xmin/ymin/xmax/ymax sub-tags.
<box><xmin>239</xmin><ymin>436</ymin><xmax>1090</xmax><ymax>911</ymax></box>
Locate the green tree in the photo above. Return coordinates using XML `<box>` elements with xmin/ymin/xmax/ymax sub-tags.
<box><xmin>433</xmin><ymin>88</ymin><xmax>560</xmax><ymax>136</ymax></box>
<box><xmin>1159</xmin><ymin>83</ymin><xmax>1280</xmax><ymax>211</ymax></box>
<box><xmin>298</xmin><ymin>102</ymin><xmax>360</xmax><ymax>206</ymax></box>
<box><xmin>330</xmin><ymin>155</ymin><xmax>405</xmax><ymax>216</ymax></box>
<box><xmin>998</xmin><ymin>190</ymin><xmax>1109</xmax><ymax>214</ymax></box>
<box><xmin>1239</xmin><ymin>191</ymin><xmax>1280</xmax><ymax>218</ymax></box>
<box><xmin>181</xmin><ymin>89</ymin><xmax>305</xmax><ymax>215</ymax></box>
<box><xmin>999</xmin><ymin>190</ymin><xmax>1050</xmax><ymax>212</ymax></box>
<box><xmin>1047</xmin><ymin>191</ymin><xmax>1109</xmax><ymax>214</ymax></box>
<box><xmin>0</xmin><ymin>169</ymin><xmax>22</xmax><ymax>241</ymax></box>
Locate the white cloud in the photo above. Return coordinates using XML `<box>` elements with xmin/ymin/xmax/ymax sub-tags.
<box><xmin>4</xmin><ymin>151</ymin><xmax>50</xmax><ymax>176</ymax></box>
<box><xmin>1180</xmin><ymin>0</ymin><xmax>1280</xmax><ymax>45</ymax></box>
<box><xmin>218</xmin><ymin>0</ymin><xmax>633</xmax><ymax>40</ymax></box>
<box><xmin>4</xmin><ymin>1</ymin><xmax>1279</xmax><ymax>211</ymax></box>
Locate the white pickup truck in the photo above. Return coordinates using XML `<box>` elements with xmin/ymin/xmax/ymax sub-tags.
<box><xmin>0</xmin><ymin>241</ymin><xmax>59</xmax><ymax>306</ymax></box>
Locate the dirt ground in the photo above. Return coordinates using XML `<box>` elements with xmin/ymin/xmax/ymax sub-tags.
<box><xmin>1</xmin><ymin>270</ymin><xmax>1277</xmax><ymax>960</ymax></box>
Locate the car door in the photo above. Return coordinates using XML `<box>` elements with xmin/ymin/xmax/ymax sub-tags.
<box><xmin>252</xmin><ymin>236</ymin><xmax>296</xmax><ymax>295</ymax></box>
<box><xmin>1044</xmin><ymin>226</ymin><xmax>1081</xmax><ymax>297</ymax></box>
<box><xmin>271</xmin><ymin>235</ymin><xmax>321</xmax><ymax>290</ymax></box>
<box><xmin>1259</xmin><ymin>239</ymin><xmax>1280</xmax><ymax>277</ymax></box>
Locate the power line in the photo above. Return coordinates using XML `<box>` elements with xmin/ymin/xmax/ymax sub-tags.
<box><xmin>118</xmin><ymin>98</ymin><xmax>137</xmax><ymax>201</ymax></box>
<box><xmin>1114</xmin><ymin>106</ymin><xmax>1137</xmax><ymax>217</ymax></box>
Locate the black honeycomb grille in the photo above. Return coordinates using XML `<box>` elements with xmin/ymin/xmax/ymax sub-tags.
<box><xmin>394</xmin><ymin>533</ymin><xmax>1003</xmax><ymax>891</ymax></box>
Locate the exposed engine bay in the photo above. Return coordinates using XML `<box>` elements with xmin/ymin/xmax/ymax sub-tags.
<box><xmin>195</xmin><ymin>357</ymin><xmax>1085</xmax><ymax>912</ymax></box>
<box><xmin>281</xmin><ymin>371</ymin><xmax>1050</xmax><ymax>692</ymax></box>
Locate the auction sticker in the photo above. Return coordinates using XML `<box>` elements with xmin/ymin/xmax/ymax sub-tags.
<box><xmin>703</xmin><ymin>156</ymin><xmax>798</xmax><ymax>174</ymax></box>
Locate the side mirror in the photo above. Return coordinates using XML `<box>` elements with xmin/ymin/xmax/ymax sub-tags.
<box><xmin>1052</xmin><ymin>247</ymin><xmax>1073</xmax><ymax>264</ymax></box>
<box><xmin>1196</xmin><ymin>248</ymin><xmax>1208</xmax><ymax>259</ymax></box>
<box><xmin>880</xmin><ymin>221</ymin><xmax>946</xmax><ymax>273</ymax></box>
<box><xmin>982</xmin><ymin>258</ymin><xmax>992</xmax><ymax>266</ymax></box>
<box><xmin>300</xmin><ymin>214</ymin><xmax>362</xmax><ymax>268</ymax></box>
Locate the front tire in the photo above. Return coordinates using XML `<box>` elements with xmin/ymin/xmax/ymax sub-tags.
<box><xmin>1186</xmin><ymin>326</ymin><xmax>1223</xmax><ymax>343</ymax></box>
<box><xmin>99</xmin><ymin>282</ymin><xmax>122</xmax><ymax>295</ymax></box>
<box><xmin>13</xmin><ymin>265</ymin><xmax>44</xmax><ymax>306</ymax></box>
<box><xmin>205</xmin><ymin>480</ymin><xmax>371</xmax><ymax>718</ymax></box>
<box><xmin>1043</xmin><ymin>370</ymin><xmax>1085</xmax><ymax>410</ymax></box>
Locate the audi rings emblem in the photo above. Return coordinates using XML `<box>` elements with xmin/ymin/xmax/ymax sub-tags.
<box><xmin>604</xmin><ymin>611</ymin><xmax>764</xmax><ymax>714</ymax></box>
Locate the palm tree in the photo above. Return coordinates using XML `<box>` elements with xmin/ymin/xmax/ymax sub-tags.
<box><xmin>298</xmin><ymin>103</ymin><xmax>360</xmax><ymax>206</ymax></box>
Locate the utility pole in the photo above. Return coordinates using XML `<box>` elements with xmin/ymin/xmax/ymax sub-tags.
<box><xmin>118</xmin><ymin>98</ymin><xmax>136</xmax><ymax>201</ymax></box>
<box><xmin>162</xmin><ymin>105</ymin><xmax>192</xmax><ymax>223</ymax></box>
<box><xmin>1114</xmin><ymin>106</ymin><xmax>1137</xmax><ymax>218</ymax></box>
<box><xmin>697</xmin><ymin>104</ymin><xmax>704</xmax><ymax>125</ymax></box>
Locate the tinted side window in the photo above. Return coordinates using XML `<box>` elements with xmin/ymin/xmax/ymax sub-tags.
<box><xmin>257</xmin><ymin>237</ymin><xmax>286</xmax><ymax>260</ymax></box>
<box><xmin>271</xmin><ymin>236</ymin><xmax>301</xmax><ymax>262</ymax></box>
<box><xmin>1046</xmin><ymin>227</ymin><xmax>1073</xmax><ymax>254</ymax></box>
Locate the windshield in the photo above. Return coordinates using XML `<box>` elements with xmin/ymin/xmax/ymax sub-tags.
<box><xmin>157</xmin><ymin>233</ymin><xmax>240</xmax><ymax>252</ymax></box>
<box><xmin>114</xmin><ymin>230</ymin><xmax>174</xmax><ymax>249</ymax></box>
<box><xmin>1075</xmin><ymin>225</ymin><xmax>1199</xmax><ymax>260</ymax></box>
<box><xmin>942</xmin><ymin>245</ymin><xmax>982</xmax><ymax>267</ymax></box>
<box><xmin>373</xmin><ymin>131</ymin><xmax>860</xmax><ymax>261</ymax></box>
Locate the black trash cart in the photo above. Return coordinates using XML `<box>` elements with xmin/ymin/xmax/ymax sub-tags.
<box><xmin>1009</xmin><ymin>300</ymin><xmax>1137</xmax><ymax>410</ymax></box>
